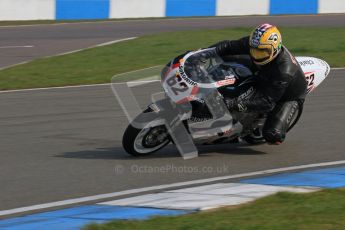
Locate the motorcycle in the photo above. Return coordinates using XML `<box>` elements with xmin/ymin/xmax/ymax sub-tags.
<box><xmin>122</xmin><ymin>48</ymin><xmax>330</xmax><ymax>157</ymax></box>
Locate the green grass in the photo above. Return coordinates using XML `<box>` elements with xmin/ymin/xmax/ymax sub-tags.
<box><xmin>0</xmin><ymin>27</ymin><xmax>344</xmax><ymax>90</ymax></box>
<box><xmin>85</xmin><ymin>189</ymin><xmax>345</xmax><ymax>230</ymax></box>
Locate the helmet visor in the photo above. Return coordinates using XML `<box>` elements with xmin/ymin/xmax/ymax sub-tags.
<box><xmin>250</xmin><ymin>47</ymin><xmax>272</xmax><ymax>63</ymax></box>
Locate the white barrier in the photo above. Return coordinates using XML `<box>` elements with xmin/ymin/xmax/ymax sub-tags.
<box><xmin>0</xmin><ymin>0</ymin><xmax>344</xmax><ymax>21</ymax></box>
<box><xmin>319</xmin><ymin>0</ymin><xmax>345</xmax><ymax>14</ymax></box>
<box><xmin>217</xmin><ymin>0</ymin><xmax>269</xmax><ymax>16</ymax></box>
<box><xmin>0</xmin><ymin>0</ymin><xmax>55</xmax><ymax>21</ymax></box>
<box><xmin>110</xmin><ymin>0</ymin><xmax>165</xmax><ymax>18</ymax></box>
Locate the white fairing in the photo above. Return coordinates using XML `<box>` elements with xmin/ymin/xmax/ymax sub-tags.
<box><xmin>162</xmin><ymin>66</ymin><xmax>197</xmax><ymax>104</ymax></box>
<box><xmin>296</xmin><ymin>57</ymin><xmax>330</xmax><ymax>93</ymax></box>
<box><xmin>162</xmin><ymin>49</ymin><xmax>236</xmax><ymax>104</ymax></box>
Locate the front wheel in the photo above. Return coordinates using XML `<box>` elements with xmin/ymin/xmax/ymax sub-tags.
<box><xmin>122</xmin><ymin>121</ymin><xmax>170</xmax><ymax>157</ymax></box>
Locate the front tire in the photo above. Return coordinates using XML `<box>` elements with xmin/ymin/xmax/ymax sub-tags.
<box><xmin>122</xmin><ymin>109</ymin><xmax>170</xmax><ymax>156</ymax></box>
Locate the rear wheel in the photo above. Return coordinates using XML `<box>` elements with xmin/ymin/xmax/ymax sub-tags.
<box><xmin>243</xmin><ymin>104</ymin><xmax>302</xmax><ymax>145</ymax></box>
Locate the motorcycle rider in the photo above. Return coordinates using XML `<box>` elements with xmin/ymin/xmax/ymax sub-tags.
<box><xmin>211</xmin><ymin>24</ymin><xmax>307</xmax><ymax>144</ymax></box>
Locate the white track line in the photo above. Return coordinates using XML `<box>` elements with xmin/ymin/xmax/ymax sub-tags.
<box><xmin>0</xmin><ymin>37</ymin><xmax>136</xmax><ymax>71</ymax></box>
<box><xmin>0</xmin><ymin>61</ymin><xmax>31</xmax><ymax>71</ymax></box>
<box><xmin>0</xmin><ymin>45</ymin><xmax>34</xmax><ymax>49</ymax></box>
<box><xmin>0</xmin><ymin>80</ymin><xmax>160</xmax><ymax>94</ymax></box>
<box><xmin>0</xmin><ymin>76</ymin><xmax>160</xmax><ymax>94</ymax></box>
<box><xmin>95</xmin><ymin>39</ymin><xmax>137</xmax><ymax>47</ymax></box>
<box><xmin>0</xmin><ymin>83</ymin><xmax>112</xmax><ymax>94</ymax></box>
<box><xmin>0</xmin><ymin>67</ymin><xmax>342</xmax><ymax>94</ymax></box>
<box><xmin>53</xmin><ymin>37</ymin><xmax>137</xmax><ymax>56</ymax></box>
<box><xmin>1</xmin><ymin>159</ymin><xmax>345</xmax><ymax>216</ymax></box>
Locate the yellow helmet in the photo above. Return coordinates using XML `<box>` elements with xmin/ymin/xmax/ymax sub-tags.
<box><xmin>249</xmin><ymin>24</ymin><xmax>282</xmax><ymax>65</ymax></box>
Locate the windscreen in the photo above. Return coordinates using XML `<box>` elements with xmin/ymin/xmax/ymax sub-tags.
<box><xmin>183</xmin><ymin>49</ymin><xmax>233</xmax><ymax>84</ymax></box>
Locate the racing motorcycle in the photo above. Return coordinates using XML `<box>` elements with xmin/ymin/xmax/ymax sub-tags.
<box><xmin>122</xmin><ymin>48</ymin><xmax>330</xmax><ymax>157</ymax></box>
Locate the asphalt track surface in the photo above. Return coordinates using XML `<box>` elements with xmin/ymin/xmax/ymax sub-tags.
<box><xmin>1</xmin><ymin>14</ymin><xmax>345</xmax><ymax>69</ymax></box>
<box><xmin>0</xmin><ymin>15</ymin><xmax>345</xmax><ymax>214</ymax></box>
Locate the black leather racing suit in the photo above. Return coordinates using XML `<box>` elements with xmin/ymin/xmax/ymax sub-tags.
<box><xmin>212</xmin><ymin>36</ymin><xmax>308</xmax><ymax>143</ymax></box>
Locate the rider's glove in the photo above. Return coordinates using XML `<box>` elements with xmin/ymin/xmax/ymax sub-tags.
<box><xmin>225</xmin><ymin>98</ymin><xmax>247</xmax><ymax>112</ymax></box>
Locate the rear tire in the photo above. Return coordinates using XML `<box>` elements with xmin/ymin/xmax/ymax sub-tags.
<box><xmin>243</xmin><ymin>103</ymin><xmax>302</xmax><ymax>145</ymax></box>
